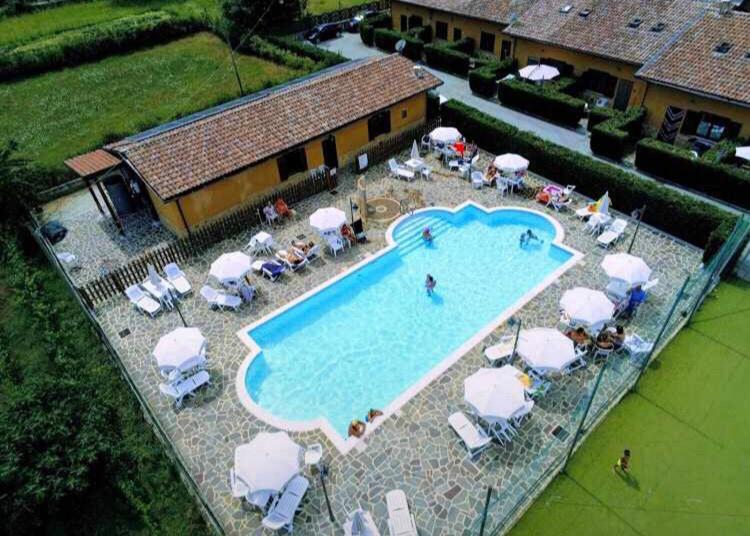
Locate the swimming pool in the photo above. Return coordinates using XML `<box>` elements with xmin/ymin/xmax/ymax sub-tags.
<box><xmin>237</xmin><ymin>202</ymin><xmax>581</xmax><ymax>452</ymax></box>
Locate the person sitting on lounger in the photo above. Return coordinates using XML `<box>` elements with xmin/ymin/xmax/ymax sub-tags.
<box><xmin>596</xmin><ymin>330</ymin><xmax>615</xmax><ymax>350</ymax></box>
<box><xmin>341</xmin><ymin>224</ymin><xmax>356</xmax><ymax>246</ymax></box>
<box><xmin>275</xmin><ymin>198</ymin><xmax>293</xmax><ymax>219</ymax></box>
<box><xmin>425</xmin><ymin>274</ymin><xmax>437</xmax><ymax>296</ymax></box>
<box><xmin>422</xmin><ymin>227</ymin><xmax>433</xmax><ymax>243</ymax></box>
<box><xmin>610</xmin><ymin>325</ymin><xmax>626</xmax><ymax>349</ymax></box>
<box><xmin>484</xmin><ymin>164</ymin><xmax>497</xmax><ymax>185</ymax></box>
<box><xmin>292</xmin><ymin>240</ymin><xmax>314</xmax><ymax>254</ymax></box>
<box><xmin>348</xmin><ymin>419</ymin><xmax>366</xmax><ymax>438</ymax></box>
<box><xmin>366</xmin><ymin>408</ymin><xmax>383</xmax><ymax>422</ymax></box>
<box><xmin>282</xmin><ymin>249</ymin><xmax>305</xmax><ymax>266</ymax></box>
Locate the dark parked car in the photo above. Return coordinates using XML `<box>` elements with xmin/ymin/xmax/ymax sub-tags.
<box><xmin>345</xmin><ymin>9</ymin><xmax>376</xmax><ymax>32</ymax></box>
<box><xmin>305</xmin><ymin>22</ymin><xmax>341</xmax><ymax>43</ymax></box>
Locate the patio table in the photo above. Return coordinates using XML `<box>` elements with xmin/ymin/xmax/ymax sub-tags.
<box><xmin>404</xmin><ymin>158</ymin><xmax>424</xmax><ymax>171</ymax></box>
<box><xmin>250</xmin><ymin>231</ymin><xmax>274</xmax><ymax>255</ymax></box>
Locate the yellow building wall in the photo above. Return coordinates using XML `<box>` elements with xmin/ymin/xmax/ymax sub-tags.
<box><xmin>391</xmin><ymin>2</ymin><xmax>513</xmax><ymax>58</ymax></box>
<box><xmin>641</xmin><ymin>84</ymin><xmax>750</xmax><ymax>138</ymax></box>
<box><xmin>149</xmin><ymin>93</ymin><xmax>429</xmax><ymax>235</ymax></box>
<box><xmin>512</xmin><ymin>39</ymin><xmax>648</xmax><ymax>109</ymax></box>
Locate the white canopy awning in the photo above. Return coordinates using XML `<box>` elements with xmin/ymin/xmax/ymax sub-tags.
<box><xmin>517</xmin><ymin>328</ymin><xmax>576</xmax><ymax>372</ymax></box>
<box><xmin>493</xmin><ymin>153</ymin><xmax>529</xmax><ymax>173</ymax></box>
<box><xmin>153</xmin><ymin>327</ymin><xmax>206</xmax><ymax>371</ymax></box>
<box><xmin>234</xmin><ymin>432</ymin><xmax>302</xmax><ymax>493</ymax></box>
<box><xmin>309</xmin><ymin>207</ymin><xmax>347</xmax><ymax>233</ymax></box>
<box><xmin>560</xmin><ymin>287</ymin><xmax>615</xmax><ymax>329</ymax></box>
<box><xmin>601</xmin><ymin>253</ymin><xmax>652</xmax><ymax>287</ymax></box>
<box><xmin>210</xmin><ymin>252</ymin><xmax>252</xmax><ymax>284</ymax></box>
<box><xmin>429</xmin><ymin>126</ymin><xmax>461</xmax><ymax>144</ymax></box>
<box><xmin>735</xmin><ymin>146</ymin><xmax>750</xmax><ymax>161</ymax></box>
<box><xmin>464</xmin><ymin>366</ymin><xmax>527</xmax><ymax>421</ymax></box>
<box><xmin>518</xmin><ymin>64</ymin><xmax>560</xmax><ymax>82</ymax></box>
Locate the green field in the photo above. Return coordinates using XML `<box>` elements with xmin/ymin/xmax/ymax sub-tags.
<box><xmin>307</xmin><ymin>0</ymin><xmax>373</xmax><ymax>14</ymax></box>
<box><xmin>0</xmin><ymin>31</ymin><xmax>304</xmax><ymax>173</ymax></box>
<box><xmin>509</xmin><ymin>279</ymin><xmax>750</xmax><ymax>536</ymax></box>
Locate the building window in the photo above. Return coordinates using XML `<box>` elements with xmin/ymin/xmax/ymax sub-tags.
<box><xmin>277</xmin><ymin>147</ymin><xmax>308</xmax><ymax>181</ymax></box>
<box><xmin>401</xmin><ymin>109</ymin><xmax>407</xmax><ymax>119</ymax></box>
<box><xmin>453</xmin><ymin>27</ymin><xmax>462</xmax><ymax>41</ymax></box>
<box><xmin>681</xmin><ymin>111</ymin><xmax>740</xmax><ymax>141</ymax></box>
<box><xmin>368</xmin><ymin>110</ymin><xmax>391</xmax><ymax>141</ymax></box>
<box><xmin>500</xmin><ymin>39</ymin><xmax>512</xmax><ymax>59</ymax></box>
<box><xmin>407</xmin><ymin>15</ymin><xmax>422</xmax><ymax>29</ymax></box>
<box><xmin>435</xmin><ymin>21</ymin><xmax>448</xmax><ymax>40</ymax></box>
<box><xmin>480</xmin><ymin>31</ymin><xmax>495</xmax><ymax>53</ymax></box>
<box><xmin>400</xmin><ymin>14</ymin><xmax>407</xmax><ymax>32</ymax></box>
<box><xmin>580</xmin><ymin>69</ymin><xmax>618</xmax><ymax>98</ymax></box>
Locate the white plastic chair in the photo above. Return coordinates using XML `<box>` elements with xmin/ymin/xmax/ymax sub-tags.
<box><xmin>200</xmin><ymin>285</ymin><xmax>241</xmax><ymax>311</ymax></box>
<box><xmin>448</xmin><ymin>412</ymin><xmax>492</xmax><ymax>460</ymax></box>
<box><xmin>159</xmin><ymin>370</ymin><xmax>210</xmax><ymax>408</ymax></box>
<box><xmin>327</xmin><ymin>236</ymin><xmax>345</xmax><ymax>257</ymax></box>
<box><xmin>496</xmin><ymin>177</ymin><xmax>509</xmax><ymax>197</ymax></box>
<box><xmin>386</xmin><ymin>489</ymin><xmax>417</xmax><ymax>536</ymax></box>
<box><xmin>388</xmin><ymin>159</ymin><xmax>415</xmax><ymax>181</ymax></box>
<box><xmin>304</xmin><ymin>443</ymin><xmax>323</xmax><ymax>470</ymax></box>
<box><xmin>420</xmin><ymin>134</ymin><xmax>431</xmax><ymax>153</ymax></box>
<box><xmin>125</xmin><ymin>285</ymin><xmax>162</xmax><ymax>318</ymax></box>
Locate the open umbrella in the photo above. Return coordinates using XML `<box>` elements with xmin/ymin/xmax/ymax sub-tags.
<box><xmin>516</xmin><ymin>328</ymin><xmax>576</xmax><ymax>372</ymax></box>
<box><xmin>153</xmin><ymin>327</ymin><xmax>206</xmax><ymax>372</ymax></box>
<box><xmin>210</xmin><ymin>252</ymin><xmax>252</xmax><ymax>284</ymax></box>
<box><xmin>234</xmin><ymin>432</ymin><xmax>302</xmax><ymax>493</ymax></box>
<box><xmin>309</xmin><ymin>207</ymin><xmax>347</xmax><ymax>233</ymax></box>
<box><xmin>518</xmin><ymin>64</ymin><xmax>560</xmax><ymax>82</ymax></box>
<box><xmin>429</xmin><ymin>126</ymin><xmax>461</xmax><ymax>145</ymax></box>
<box><xmin>560</xmin><ymin>287</ymin><xmax>615</xmax><ymax>329</ymax></box>
<box><xmin>735</xmin><ymin>146</ymin><xmax>750</xmax><ymax>161</ymax></box>
<box><xmin>601</xmin><ymin>253</ymin><xmax>652</xmax><ymax>287</ymax></box>
<box><xmin>493</xmin><ymin>153</ymin><xmax>529</xmax><ymax>173</ymax></box>
<box><xmin>464</xmin><ymin>366</ymin><xmax>527</xmax><ymax>421</ymax></box>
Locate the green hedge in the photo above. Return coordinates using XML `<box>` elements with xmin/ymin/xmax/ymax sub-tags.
<box><xmin>635</xmin><ymin>138</ymin><xmax>750</xmax><ymax>209</ymax></box>
<box><xmin>242</xmin><ymin>35</ymin><xmax>318</xmax><ymax>71</ymax></box>
<box><xmin>407</xmin><ymin>25</ymin><xmax>432</xmax><ymax>43</ymax></box>
<box><xmin>263</xmin><ymin>34</ymin><xmax>346</xmax><ymax>67</ymax></box>
<box><xmin>0</xmin><ymin>11</ymin><xmax>205</xmax><ymax>81</ymax></box>
<box><xmin>450</xmin><ymin>37</ymin><xmax>475</xmax><ymax>54</ymax></box>
<box><xmin>497</xmin><ymin>77</ymin><xmax>586</xmax><ymax>127</ymax></box>
<box><xmin>468</xmin><ymin>57</ymin><xmax>516</xmax><ymax>97</ymax></box>
<box><xmin>359</xmin><ymin>12</ymin><xmax>391</xmax><ymax>46</ymax></box>
<box><xmin>373</xmin><ymin>28</ymin><xmax>422</xmax><ymax>61</ymax></box>
<box><xmin>590</xmin><ymin>107</ymin><xmax>645</xmax><ymax>161</ymax></box>
<box><xmin>424</xmin><ymin>42</ymin><xmax>470</xmax><ymax>76</ymax></box>
<box><xmin>441</xmin><ymin>99</ymin><xmax>736</xmax><ymax>259</ymax></box>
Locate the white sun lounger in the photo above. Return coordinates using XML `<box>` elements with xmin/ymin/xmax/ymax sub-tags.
<box><xmin>261</xmin><ymin>475</ymin><xmax>310</xmax><ymax>532</ymax></box>
<box><xmin>597</xmin><ymin>218</ymin><xmax>628</xmax><ymax>248</ymax></box>
<box><xmin>125</xmin><ymin>284</ymin><xmax>162</xmax><ymax>317</ymax></box>
<box><xmin>276</xmin><ymin>250</ymin><xmax>308</xmax><ymax>272</ymax></box>
<box><xmin>164</xmin><ymin>262</ymin><xmax>192</xmax><ymax>296</ymax></box>
<box><xmin>483</xmin><ymin>335</ymin><xmax>515</xmax><ymax>366</ymax></box>
<box><xmin>449</xmin><ymin>412</ymin><xmax>492</xmax><ymax>460</ymax></box>
<box><xmin>388</xmin><ymin>159</ymin><xmax>415</xmax><ymax>181</ymax></box>
<box><xmin>200</xmin><ymin>285</ymin><xmax>241</xmax><ymax>311</ymax></box>
<box><xmin>159</xmin><ymin>370</ymin><xmax>210</xmax><ymax>408</ymax></box>
<box><xmin>386</xmin><ymin>489</ymin><xmax>417</xmax><ymax>536</ymax></box>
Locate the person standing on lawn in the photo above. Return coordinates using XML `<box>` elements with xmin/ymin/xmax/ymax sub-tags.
<box><xmin>613</xmin><ymin>448</ymin><xmax>631</xmax><ymax>474</ymax></box>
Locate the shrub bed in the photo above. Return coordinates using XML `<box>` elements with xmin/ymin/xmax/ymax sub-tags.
<box><xmin>441</xmin><ymin>99</ymin><xmax>736</xmax><ymax>259</ymax></box>
<box><xmin>590</xmin><ymin>107</ymin><xmax>645</xmax><ymax>161</ymax></box>
<box><xmin>468</xmin><ymin>57</ymin><xmax>515</xmax><ymax>97</ymax></box>
<box><xmin>373</xmin><ymin>28</ymin><xmax>422</xmax><ymax>61</ymax></box>
<box><xmin>424</xmin><ymin>42</ymin><xmax>470</xmax><ymax>76</ymax></box>
<box><xmin>263</xmin><ymin>34</ymin><xmax>346</xmax><ymax>67</ymax></box>
<box><xmin>497</xmin><ymin>78</ymin><xmax>586</xmax><ymax>127</ymax></box>
<box><xmin>635</xmin><ymin>138</ymin><xmax>750</xmax><ymax>209</ymax></box>
<box><xmin>0</xmin><ymin>10</ymin><xmax>205</xmax><ymax>81</ymax></box>
<box><xmin>359</xmin><ymin>11</ymin><xmax>390</xmax><ymax>46</ymax></box>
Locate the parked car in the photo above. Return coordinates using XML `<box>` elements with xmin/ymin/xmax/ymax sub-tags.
<box><xmin>345</xmin><ymin>9</ymin><xmax>376</xmax><ymax>32</ymax></box>
<box><xmin>305</xmin><ymin>22</ymin><xmax>341</xmax><ymax>43</ymax></box>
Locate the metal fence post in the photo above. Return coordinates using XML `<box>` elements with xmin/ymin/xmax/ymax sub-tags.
<box><xmin>478</xmin><ymin>486</ymin><xmax>493</xmax><ymax>536</ymax></box>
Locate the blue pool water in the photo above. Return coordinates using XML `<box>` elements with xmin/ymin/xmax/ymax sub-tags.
<box><xmin>244</xmin><ymin>205</ymin><xmax>573</xmax><ymax>438</ymax></box>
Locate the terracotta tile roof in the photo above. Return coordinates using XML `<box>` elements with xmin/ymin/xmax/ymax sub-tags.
<box><xmin>394</xmin><ymin>0</ymin><xmax>536</xmax><ymax>25</ymax></box>
<box><xmin>504</xmin><ymin>0</ymin><xmax>710</xmax><ymax>66</ymax></box>
<box><xmin>64</xmin><ymin>149</ymin><xmax>121</xmax><ymax>178</ymax></box>
<box><xmin>637</xmin><ymin>10</ymin><xmax>750</xmax><ymax>106</ymax></box>
<box><xmin>109</xmin><ymin>55</ymin><xmax>442</xmax><ymax>201</ymax></box>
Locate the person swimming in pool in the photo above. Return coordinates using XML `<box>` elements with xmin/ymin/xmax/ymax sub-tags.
<box><xmin>520</xmin><ymin>229</ymin><xmax>541</xmax><ymax>247</ymax></box>
<box><xmin>422</xmin><ymin>226</ymin><xmax>433</xmax><ymax>243</ymax></box>
<box><xmin>425</xmin><ymin>274</ymin><xmax>437</xmax><ymax>296</ymax></box>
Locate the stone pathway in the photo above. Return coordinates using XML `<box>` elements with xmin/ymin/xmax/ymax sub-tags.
<box><xmin>45</xmin><ymin>149</ymin><xmax>701</xmax><ymax>535</ymax></box>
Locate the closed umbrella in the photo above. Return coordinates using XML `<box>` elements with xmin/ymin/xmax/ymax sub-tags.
<box><xmin>493</xmin><ymin>153</ymin><xmax>529</xmax><ymax>173</ymax></box>
<box><xmin>410</xmin><ymin>140</ymin><xmax>420</xmax><ymax>161</ymax></box>
<box><xmin>147</xmin><ymin>263</ymin><xmax>161</xmax><ymax>286</ymax></box>
<box><xmin>735</xmin><ymin>146</ymin><xmax>750</xmax><ymax>161</ymax></box>
<box><xmin>518</xmin><ymin>64</ymin><xmax>560</xmax><ymax>82</ymax></box>
<box><xmin>210</xmin><ymin>252</ymin><xmax>252</xmax><ymax>284</ymax></box>
<box><xmin>560</xmin><ymin>287</ymin><xmax>615</xmax><ymax>329</ymax></box>
<box><xmin>601</xmin><ymin>253</ymin><xmax>652</xmax><ymax>287</ymax></box>
<box><xmin>429</xmin><ymin>126</ymin><xmax>461</xmax><ymax>145</ymax></box>
<box><xmin>309</xmin><ymin>207</ymin><xmax>347</xmax><ymax>233</ymax></box>
<box><xmin>234</xmin><ymin>432</ymin><xmax>302</xmax><ymax>493</ymax></box>
<box><xmin>153</xmin><ymin>327</ymin><xmax>206</xmax><ymax>371</ymax></box>
<box><xmin>517</xmin><ymin>328</ymin><xmax>576</xmax><ymax>372</ymax></box>
<box><xmin>464</xmin><ymin>366</ymin><xmax>527</xmax><ymax>421</ymax></box>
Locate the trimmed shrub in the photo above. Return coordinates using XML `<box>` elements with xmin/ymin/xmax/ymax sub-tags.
<box><xmin>587</xmin><ymin>107</ymin><xmax>615</xmax><ymax>131</ymax></box>
<box><xmin>635</xmin><ymin>138</ymin><xmax>750</xmax><ymax>209</ymax></box>
<box><xmin>468</xmin><ymin>57</ymin><xmax>515</xmax><ymax>97</ymax></box>
<box><xmin>0</xmin><ymin>11</ymin><xmax>205</xmax><ymax>81</ymax></box>
<box><xmin>263</xmin><ymin>34</ymin><xmax>346</xmax><ymax>67</ymax></box>
<box><xmin>407</xmin><ymin>25</ymin><xmax>432</xmax><ymax>43</ymax></box>
<box><xmin>590</xmin><ymin>107</ymin><xmax>645</xmax><ymax>161</ymax></box>
<box><xmin>441</xmin><ymin>99</ymin><xmax>736</xmax><ymax>259</ymax></box>
<box><xmin>450</xmin><ymin>37</ymin><xmax>475</xmax><ymax>54</ymax></box>
<box><xmin>373</xmin><ymin>28</ymin><xmax>422</xmax><ymax>61</ymax></box>
<box><xmin>424</xmin><ymin>42</ymin><xmax>470</xmax><ymax>76</ymax></box>
<box><xmin>497</xmin><ymin>78</ymin><xmax>586</xmax><ymax>127</ymax></box>
<box><xmin>426</xmin><ymin>91</ymin><xmax>440</xmax><ymax>119</ymax></box>
<box><xmin>359</xmin><ymin>12</ymin><xmax>390</xmax><ymax>46</ymax></box>
<box><xmin>242</xmin><ymin>35</ymin><xmax>318</xmax><ymax>71</ymax></box>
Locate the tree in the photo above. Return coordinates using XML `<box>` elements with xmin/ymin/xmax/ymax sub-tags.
<box><xmin>221</xmin><ymin>0</ymin><xmax>306</xmax><ymax>44</ymax></box>
<box><xmin>0</xmin><ymin>141</ymin><xmax>39</xmax><ymax>232</ymax></box>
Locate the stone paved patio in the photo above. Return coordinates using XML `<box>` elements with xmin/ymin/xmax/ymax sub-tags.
<box><xmin>45</xmin><ymin>149</ymin><xmax>702</xmax><ymax>535</ymax></box>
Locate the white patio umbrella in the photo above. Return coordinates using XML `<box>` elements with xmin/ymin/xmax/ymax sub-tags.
<box><xmin>234</xmin><ymin>432</ymin><xmax>302</xmax><ymax>493</ymax></box>
<box><xmin>429</xmin><ymin>126</ymin><xmax>461</xmax><ymax>145</ymax></box>
<box><xmin>152</xmin><ymin>327</ymin><xmax>206</xmax><ymax>371</ymax></box>
<box><xmin>210</xmin><ymin>251</ymin><xmax>252</xmax><ymax>284</ymax></box>
<box><xmin>601</xmin><ymin>253</ymin><xmax>652</xmax><ymax>287</ymax></box>
<box><xmin>493</xmin><ymin>153</ymin><xmax>529</xmax><ymax>173</ymax></box>
<box><xmin>518</xmin><ymin>64</ymin><xmax>560</xmax><ymax>82</ymax></box>
<box><xmin>735</xmin><ymin>146</ymin><xmax>750</xmax><ymax>161</ymax></box>
<box><xmin>516</xmin><ymin>328</ymin><xmax>576</xmax><ymax>372</ymax></box>
<box><xmin>410</xmin><ymin>139</ymin><xmax>420</xmax><ymax>160</ymax></box>
<box><xmin>560</xmin><ymin>287</ymin><xmax>615</xmax><ymax>329</ymax></box>
<box><xmin>464</xmin><ymin>366</ymin><xmax>527</xmax><ymax>421</ymax></box>
<box><xmin>309</xmin><ymin>207</ymin><xmax>347</xmax><ymax>233</ymax></box>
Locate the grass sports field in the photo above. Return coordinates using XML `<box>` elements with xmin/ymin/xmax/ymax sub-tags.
<box><xmin>0</xmin><ymin>32</ymin><xmax>304</xmax><ymax>172</ymax></box>
<box><xmin>510</xmin><ymin>279</ymin><xmax>750</xmax><ymax>536</ymax></box>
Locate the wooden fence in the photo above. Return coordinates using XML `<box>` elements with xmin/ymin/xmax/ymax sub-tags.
<box><xmin>351</xmin><ymin>117</ymin><xmax>442</xmax><ymax>172</ymax></box>
<box><xmin>78</xmin><ymin>168</ymin><xmax>337</xmax><ymax>308</ymax></box>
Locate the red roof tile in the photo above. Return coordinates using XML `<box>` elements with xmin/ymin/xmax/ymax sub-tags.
<box><xmin>394</xmin><ymin>0</ymin><xmax>535</xmax><ymax>25</ymax></box>
<box><xmin>64</xmin><ymin>149</ymin><xmax>121</xmax><ymax>178</ymax></box>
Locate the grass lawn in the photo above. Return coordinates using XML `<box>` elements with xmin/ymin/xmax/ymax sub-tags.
<box><xmin>0</xmin><ymin>31</ymin><xmax>305</xmax><ymax>173</ymax></box>
<box><xmin>0</xmin><ymin>0</ymin><xmax>218</xmax><ymax>48</ymax></box>
<box><xmin>307</xmin><ymin>0</ymin><xmax>372</xmax><ymax>14</ymax></box>
<box><xmin>509</xmin><ymin>279</ymin><xmax>750</xmax><ymax>536</ymax></box>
